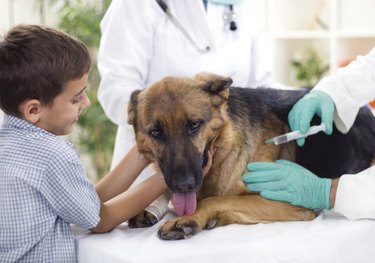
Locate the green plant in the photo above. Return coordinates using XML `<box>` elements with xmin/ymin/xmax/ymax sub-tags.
<box><xmin>37</xmin><ymin>0</ymin><xmax>115</xmax><ymax>179</ymax></box>
<box><xmin>291</xmin><ymin>47</ymin><xmax>329</xmax><ymax>88</ymax></box>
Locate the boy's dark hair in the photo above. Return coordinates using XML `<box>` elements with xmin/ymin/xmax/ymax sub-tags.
<box><xmin>0</xmin><ymin>24</ymin><xmax>91</xmax><ymax>117</ymax></box>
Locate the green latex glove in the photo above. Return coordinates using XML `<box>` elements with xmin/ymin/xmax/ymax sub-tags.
<box><xmin>243</xmin><ymin>160</ymin><xmax>332</xmax><ymax>210</ymax></box>
<box><xmin>288</xmin><ymin>90</ymin><xmax>335</xmax><ymax>147</ymax></box>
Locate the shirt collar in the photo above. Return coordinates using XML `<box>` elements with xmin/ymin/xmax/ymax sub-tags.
<box><xmin>3</xmin><ymin>114</ymin><xmax>49</xmax><ymax>134</ymax></box>
<box><xmin>2</xmin><ymin>114</ymin><xmax>75</xmax><ymax>147</ymax></box>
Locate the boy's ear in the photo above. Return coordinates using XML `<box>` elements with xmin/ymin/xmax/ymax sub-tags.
<box><xmin>19</xmin><ymin>99</ymin><xmax>42</xmax><ymax>123</ymax></box>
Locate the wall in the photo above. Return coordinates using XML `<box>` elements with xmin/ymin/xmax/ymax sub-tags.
<box><xmin>0</xmin><ymin>0</ymin><xmax>59</xmax><ymax>32</ymax></box>
<box><xmin>1</xmin><ymin>0</ymin><xmax>375</xmax><ymax>119</ymax></box>
<box><xmin>266</xmin><ymin>0</ymin><xmax>375</xmax><ymax>87</ymax></box>
<box><xmin>0</xmin><ymin>0</ymin><xmax>60</xmax><ymax>121</ymax></box>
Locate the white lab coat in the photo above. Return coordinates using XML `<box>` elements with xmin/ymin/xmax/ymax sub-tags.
<box><xmin>98</xmin><ymin>0</ymin><xmax>276</xmax><ymax>220</ymax></box>
<box><xmin>314</xmin><ymin>47</ymin><xmax>375</xmax><ymax>219</ymax></box>
<box><xmin>98</xmin><ymin>0</ymin><xmax>274</xmax><ymax>167</ymax></box>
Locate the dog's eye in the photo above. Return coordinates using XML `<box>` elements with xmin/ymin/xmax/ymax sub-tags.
<box><xmin>150</xmin><ymin>128</ymin><xmax>161</xmax><ymax>138</ymax></box>
<box><xmin>189</xmin><ymin>121</ymin><xmax>202</xmax><ymax>133</ymax></box>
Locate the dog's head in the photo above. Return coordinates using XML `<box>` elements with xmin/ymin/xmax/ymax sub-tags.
<box><xmin>128</xmin><ymin>72</ymin><xmax>232</xmax><ymax>216</ymax></box>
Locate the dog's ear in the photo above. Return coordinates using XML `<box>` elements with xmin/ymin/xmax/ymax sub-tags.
<box><xmin>195</xmin><ymin>72</ymin><xmax>232</xmax><ymax>106</ymax></box>
<box><xmin>128</xmin><ymin>89</ymin><xmax>142</xmax><ymax>126</ymax></box>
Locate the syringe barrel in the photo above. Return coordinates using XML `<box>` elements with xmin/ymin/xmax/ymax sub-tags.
<box><xmin>272</xmin><ymin>123</ymin><xmax>326</xmax><ymax>145</ymax></box>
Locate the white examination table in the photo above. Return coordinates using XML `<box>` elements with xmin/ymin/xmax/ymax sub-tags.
<box><xmin>73</xmin><ymin>210</ymin><xmax>375</xmax><ymax>263</ymax></box>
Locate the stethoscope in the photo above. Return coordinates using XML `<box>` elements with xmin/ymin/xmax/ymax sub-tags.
<box><xmin>224</xmin><ymin>5</ymin><xmax>237</xmax><ymax>31</ymax></box>
<box><xmin>155</xmin><ymin>0</ymin><xmax>238</xmax><ymax>53</ymax></box>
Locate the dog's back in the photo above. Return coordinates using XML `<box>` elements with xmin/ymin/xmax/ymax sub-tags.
<box><xmin>228</xmin><ymin>87</ymin><xmax>375</xmax><ymax>178</ymax></box>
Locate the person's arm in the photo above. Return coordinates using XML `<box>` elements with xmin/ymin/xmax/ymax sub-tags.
<box><xmin>243</xmin><ymin>160</ymin><xmax>332</xmax><ymax>210</ymax></box>
<box><xmin>314</xmin><ymin>47</ymin><xmax>375</xmax><ymax>133</ymax></box>
<box><xmin>92</xmin><ymin>144</ymin><xmax>161</xmax><ymax>232</ymax></box>
<box><xmin>331</xmin><ymin>166</ymin><xmax>375</xmax><ymax>219</ymax></box>
<box><xmin>95</xmin><ymin>144</ymin><xmax>149</xmax><ymax>202</ymax></box>
<box><xmin>243</xmin><ymin>162</ymin><xmax>339</xmax><ymax>209</ymax></box>
<box><xmin>243</xmin><ymin>161</ymin><xmax>375</xmax><ymax>220</ymax></box>
<box><xmin>92</xmin><ymin>145</ymin><xmax>215</xmax><ymax>233</ymax></box>
<box><xmin>92</xmin><ymin>144</ymin><xmax>164</xmax><ymax>233</ymax></box>
<box><xmin>329</xmin><ymin>178</ymin><xmax>339</xmax><ymax>208</ymax></box>
<box><xmin>91</xmin><ymin>172</ymin><xmax>168</xmax><ymax>233</ymax></box>
<box><xmin>288</xmin><ymin>47</ymin><xmax>375</xmax><ymax>141</ymax></box>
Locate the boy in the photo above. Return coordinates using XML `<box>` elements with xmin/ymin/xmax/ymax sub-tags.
<box><xmin>0</xmin><ymin>24</ymin><xmax>173</xmax><ymax>262</ymax></box>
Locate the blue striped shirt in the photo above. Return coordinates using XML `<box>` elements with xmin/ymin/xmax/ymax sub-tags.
<box><xmin>0</xmin><ymin>115</ymin><xmax>100</xmax><ymax>262</ymax></box>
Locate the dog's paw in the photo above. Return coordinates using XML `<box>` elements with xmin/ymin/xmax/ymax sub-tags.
<box><xmin>128</xmin><ymin>210</ymin><xmax>159</xmax><ymax>228</ymax></box>
<box><xmin>158</xmin><ymin>217</ymin><xmax>200</xmax><ymax>240</ymax></box>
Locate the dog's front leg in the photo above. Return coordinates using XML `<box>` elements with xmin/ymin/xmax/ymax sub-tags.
<box><xmin>129</xmin><ymin>191</ymin><xmax>171</xmax><ymax>228</ymax></box>
<box><xmin>158</xmin><ymin>194</ymin><xmax>316</xmax><ymax>240</ymax></box>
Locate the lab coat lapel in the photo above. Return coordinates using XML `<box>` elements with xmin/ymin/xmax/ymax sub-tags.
<box><xmin>168</xmin><ymin>0</ymin><xmax>213</xmax><ymax>49</ymax></box>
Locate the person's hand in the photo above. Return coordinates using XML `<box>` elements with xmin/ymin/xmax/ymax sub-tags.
<box><xmin>203</xmin><ymin>145</ymin><xmax>216</xmax><ymax>177</ymax></box>
<box><xmin>243</xmin><ymin>160</ymin><xmax>332</xmax><ymax>210</ymax></box>
<box><xmin>288</xmin><ymin>90</ymin><xmax>335</xmax><ymax>146</ymax></box>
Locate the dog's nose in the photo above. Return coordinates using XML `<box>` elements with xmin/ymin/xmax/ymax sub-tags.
<box><xmin>173</xmin><ymin>176</ymin><xmax>196</xmax><ymax>193</ymax></box>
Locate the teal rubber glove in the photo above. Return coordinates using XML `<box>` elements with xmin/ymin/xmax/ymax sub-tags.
<box><xmin>288</xmin><ymin>90</ymin><xmax>335</xmax><ymax>147</ymax></box>
<box><xmin>243</xmin><ymin>160</ymin><xmax>332</xmax><ymax>210</ymax></box>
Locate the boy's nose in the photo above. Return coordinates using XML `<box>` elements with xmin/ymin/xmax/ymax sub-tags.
<box><xmin>82</xmin><ymin>93</ymin><xmax>91</xmax><ymax>109</ymax></box>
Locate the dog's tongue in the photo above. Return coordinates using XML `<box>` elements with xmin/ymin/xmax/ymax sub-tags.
<box><xmin>172</xmin><ymin>192</ymin><xmax>197</xmax><ymax>216</ymax></box>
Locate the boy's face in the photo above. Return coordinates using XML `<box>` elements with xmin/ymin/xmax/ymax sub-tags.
<box><xmin>37</xmin><ymin>73</ymin><xmax>90</xmax><ymax>136</ymax></box>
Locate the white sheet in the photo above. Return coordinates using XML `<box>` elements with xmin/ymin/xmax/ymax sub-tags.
<box><xmin>73</xmin><ymin>210</ymin><xmax>375</xmax><ymax>263</ymax></box>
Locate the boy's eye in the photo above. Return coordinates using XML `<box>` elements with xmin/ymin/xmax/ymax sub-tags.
<box><xmin>72</xmin><ymin>94</ymin><xmax>84</xmax><ymax>104</ymax></box>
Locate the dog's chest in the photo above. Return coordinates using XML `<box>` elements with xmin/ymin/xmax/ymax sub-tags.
<box><xmin>198</xmin><ymin>173</ymin><xmax>249</xmax><ymax>200</ymax></box>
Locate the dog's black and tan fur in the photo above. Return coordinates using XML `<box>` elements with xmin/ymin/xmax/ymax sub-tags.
<box><xmin>128</xmin><ymin>72</ymin><xmax>375</xmax><ymax>240</ymax></box>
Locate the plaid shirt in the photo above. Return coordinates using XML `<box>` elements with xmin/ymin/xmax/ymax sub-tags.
<box><xmin>0</xmin><ymin>115</ymin><xmax>100</xmax><ymax>262</ymax></box>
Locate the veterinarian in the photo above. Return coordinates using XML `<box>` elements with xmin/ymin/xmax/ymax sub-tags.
<box><xmin>97</xmin><ymin>0</ymin><xmax>282</xmax><ymax>220</ymax></box>
<box><xmin>244</xmin><ymin>47</ymin><xmax>375</xmax><ymax>220</ymax></box>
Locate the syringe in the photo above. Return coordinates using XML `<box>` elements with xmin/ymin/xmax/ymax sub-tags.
<box><xmin>266</xmin><ymin>123</ymin><xmax>326</xmax><ymax>145</ymax></box>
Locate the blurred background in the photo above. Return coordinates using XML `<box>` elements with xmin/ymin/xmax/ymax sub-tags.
<box><xmin>1</xmin><ymin>0</ymin><xmax>375</xmax><ymax>181</ymax></box>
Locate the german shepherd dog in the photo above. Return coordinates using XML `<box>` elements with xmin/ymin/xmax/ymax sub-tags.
<box><xmin>128</xmin><ymin>72</ymin><xmax>375</xmax><ymax>240</ymax></box>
